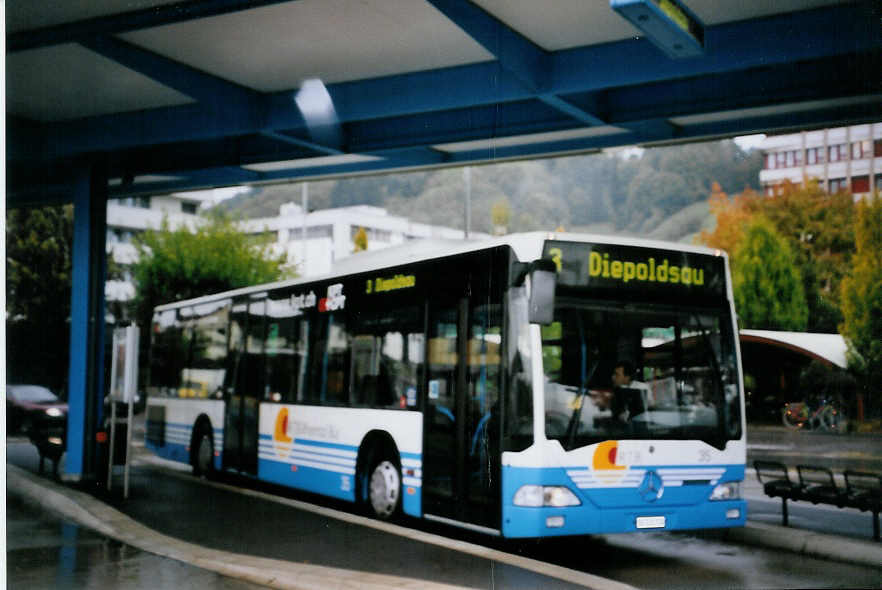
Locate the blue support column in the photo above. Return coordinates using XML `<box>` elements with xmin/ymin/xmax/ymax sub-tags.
<box><xmin>63</xmin><ymin>166</ymin><xmax>107</xmax><ymax>482</ymax></box>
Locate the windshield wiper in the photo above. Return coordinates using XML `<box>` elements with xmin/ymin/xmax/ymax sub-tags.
<box><xmin>690</xmin><ymin>313</ymin><xmax>729</xmax><ymax>441</ymax></box>
<box><xmin>564</xmin><ymin>360</ymin><xmax>598</xmax><ymax>449</ymax></box>
<box><xmin>565</xmin><ymin>315</ymin><xmax>599</xmax><ymax>449</ymax></box>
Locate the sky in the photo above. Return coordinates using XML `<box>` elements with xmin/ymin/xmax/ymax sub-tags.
<box><xmin>733</xmin><ymin>134</ymin><xmax>767</xmax><ymax>151</ymax></box>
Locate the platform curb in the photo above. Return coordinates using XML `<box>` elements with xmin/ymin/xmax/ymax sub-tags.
<box><xmin>7</xmin><ymin>464</ymin><xmax>476</xmax><ymax>590</ymax></box>
<box><xmin>7</xmin><ymin>464</ymin><xmax>636</xmax><ymax>590</ymax></box>
<box><xmin>725</xmin><ymin>521</ymin><xmax>882</xmax><ymax>569</ymax></box>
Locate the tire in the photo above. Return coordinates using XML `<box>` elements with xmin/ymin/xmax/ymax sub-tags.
<box><xmin>818</xmin><ymin>407</ymin><xmax>838</xmax><ymax>432</ymax></box>
<box><xmin>55</xmin><ymin>451</ymin><xmax>66</xmax><ymax>480</ymax></box>
<box><xmin>192</xmin><ymin>426</ymin><xmax>215</xmax><ymax>478</ymax></box>
<box><xmin>782</xmin><ymin>404</ymin><xmax>803</xmax><ymax>429</ymax></box>
<box><xmin>368</xmin><ymin>458</ymin><xmax>401</xmax><ymax>520</ymax></box>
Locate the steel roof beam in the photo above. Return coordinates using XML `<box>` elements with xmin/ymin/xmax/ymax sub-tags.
<box><xmin>106</xmin><ymin>148</ymin><xmax>448</xmax><ymax>197</ymax></box>
<box><xmin>676</xmin><ymin>101</ymin><xmax>882</xmax><ymax>143</ymax></box>
<box><xmin>537</xmin><ymin>95</ymin><xmax>607</xmax><ymax>127</ymax></box>
<box><xmin>81</xmin><ymin>35</ymin><xmax>260</xmax><ymax>109</ymax></box>
<box><xmin>550</xmin><ymin>3</ymin><xmax>880</xmax><ymax>95</ymax></box>
<box><xmin>8</xmin><ymin>0</ymin><xmax>298</xmax><ymax>52</ymax></box>
<box><xmin>102</xmin><ymin>95</ymin><xmax>882</xmax><ymax>198</ymax></box>
<box><xmin>67</xmin><ymin>37</ymin><xmax>336</xmax><ymax>158</ymax></box>
<box><xmin>24</xmin><ymin>50</ymin><xmax>874</xmax><ymax>167</ymax></box>
<box><xmin>425</xmin><ymin>0</ymin><xmax>605</xmax><ymax>126</ymax></box>
<box><xmin>258</xmin><ymin>131</ymin><xmax>344</xmax><ymax>156</ymax></box>
<box><xmin>425</xmin><ymin>0</ymin><xmax>548</xmax><ymax>92</ymax></box>
<box><xmin>13</xmin><ymin>6</ymin><xmax>880</xmax><ymax>163</ymax></box>
<box><xmin>343</xmin><ymin>55</ymin><xmax>872</xmax><ymax>151</ymax></box>
<box><xmin>316</xmin><ymin>4</ymin><xmax>881</xmax><ymax>126</ymax></box>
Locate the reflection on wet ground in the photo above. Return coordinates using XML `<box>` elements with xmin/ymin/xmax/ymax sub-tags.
<box><xmin>6</xmin><ymin>498</ymin><xmax>264</xmax><ymax>590</ymax></box>
<box><xmin>7</xmin><ymin>434</ymin><xmax>882</xmax><ymax>590</ymax></box>
<box><xmin>514</xmin><ymin>530</ymin><xmax>882</xmax><ymax>590</ymax></box>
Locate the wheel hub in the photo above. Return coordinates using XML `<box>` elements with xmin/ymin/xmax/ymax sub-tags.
<box><xmin>369</xmin><ymin>460</ymin><xmax>400</xmax><ymax>518</ymax></box>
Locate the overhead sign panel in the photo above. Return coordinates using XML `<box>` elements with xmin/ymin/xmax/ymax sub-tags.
<box><xmin>611</xmin><ymin>0</ymin><xmax>705</xmax><ymax>59</ymax></box>
<box><xmin>543</xmin><ymin>240</ymin><xmax>726</xmax><ymax>302</ymax></box>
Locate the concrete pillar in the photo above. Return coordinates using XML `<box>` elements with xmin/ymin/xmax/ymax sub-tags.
<box><xmin>63</xmin><ymin>166</ymin><xmax>108</xmax><ymax>482</ymax></box>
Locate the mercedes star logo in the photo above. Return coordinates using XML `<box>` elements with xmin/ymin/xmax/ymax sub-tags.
<box><xmin>639</xmin><ymin>470</ymin><xmax>664</xmax><ymax>502</ymax></box>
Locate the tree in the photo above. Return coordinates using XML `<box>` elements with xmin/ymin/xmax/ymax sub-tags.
<box><xmin>131</xmin><ymin>212</ymin><xmax>291</xmax><ymax>328</ymax></box>
<box><xmin>699</xmin><ymin>180</ymin><xmax>855</xmax><ymax>332</ymax></box>
<box><xmin>840</xmin><ymin>194</ymin><xmax>882</xmax><ymax>417</ymax></box>
<box><xmin>697</xmin><ymin>183</ymin><xmax>756</xmax><ymax>255</ymax></box>
<box><xmin>750</xmin><ymin>181</ymin><xmax>854</xmax><ymax>331</ymax></box>
<box><xmin>6</xmin><ymin>205</ymin><xmax>74</xmax><ymax>392</ymax></box>
<box><xmin>622</xmin><ymin>169</ymin><xmax>692</xmax><ymax>233</ymax></box>
<box><xmin>733</xmin><ymin>218</ymin><xmax>808</xmax><ymax>331</ymax></box>
<box><xmin>353</xmin><ymin>226</ymin><xmax>368</xmax><ymax>252</ymax></box>
<box><xmin>490</xmin><ymin>198</ymin><xmax>511</xmax><ymax>235</ymax></box>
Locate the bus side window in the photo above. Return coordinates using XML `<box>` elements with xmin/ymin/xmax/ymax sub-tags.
<box><xmin>310</xmin><ymin>312</ymin><xmax>350</xmax><ymax>406</ymax></box>
<box><xmin>149</xmin><ymin>309</ymin><xmax>185</xmax><ymax>398</ymax></box>
<box><xmin>176</xmin><ymin>307</ymin><xmax>195</xmax><ymax>398</ymax></box>
<box><xmin>189</xmin><ymin>300</ymin><xmax>231</xmax><ymax>399</ymax></box>
<box><xmin>294</xmin><ymin>319</ymin><xmax>310</xmax><ymax>403</ymax></box>
<box><xmin>351</xmin><ymin>306</ymin><xmax>423</xmax><ymax>410</ymax></box>
<box><xmin>264</xmin><ymin>297</ymin><xmax>300</xmax><ymax>403</ymax></box>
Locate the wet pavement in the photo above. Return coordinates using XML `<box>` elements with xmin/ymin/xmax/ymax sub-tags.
<box><xmin>747</xmin><ymin>425</ymin><xmax>882</xmax><ymax>472</ymax></box>
<box><xmin>7</xmin><ymin>424</ymin><xmax>882</xmax><ymax>589</ymax></box>
<box><xmin>8</xmin><ymin>440</ymin><xmax>607</xmax><ymax>590</ymax></box>
<box><xmin>6</xmin><ymin>497</ymin><xmax>265</xmax><ymax>590</ymax></box>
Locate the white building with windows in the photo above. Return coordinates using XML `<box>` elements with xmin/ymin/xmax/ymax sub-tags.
<box><xmin>105</xmin><ymin>196</ymin><xmax>484</xmax><ymax>306</ymax></box>
<box><xmin>758</xmin><ymin>123</ymin><xmax>882</xmax><ymax>197</ymax></box>
<box><xmin>105</xmin><ymin>194</ymin><xmax>204</xmax><ymax>303</ymax></box>
<box><xmin>242</xmin><ymin>203</ymin><xmax>486</xmax><ymax>278</ymax></box>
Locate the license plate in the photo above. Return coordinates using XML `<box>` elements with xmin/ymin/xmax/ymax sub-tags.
<box><xmin>636</xmin><ymin>516</ymin><xmax>666</xmax><ymax>529</ymax></box>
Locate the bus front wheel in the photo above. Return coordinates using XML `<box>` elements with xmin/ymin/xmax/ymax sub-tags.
<box><xmin>368</xmin><ymin>459</ymin><xmax>401</xmax><ymax>519</ymax></box>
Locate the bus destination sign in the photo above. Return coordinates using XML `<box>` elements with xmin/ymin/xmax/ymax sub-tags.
<box><xmin>543</xmin><ymin>241</ymin><xmax>726</xmax><ymax>300</ymax></box>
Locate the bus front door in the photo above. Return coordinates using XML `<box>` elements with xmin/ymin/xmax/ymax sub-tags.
<box><xmin>222</xmin><ymin>301</ymin><xmax>263</xmax><ymax>475</ymax></box>
<box><xmin>423</xmin><ymin>297</ymin><xmax>500</xmax><ymax>533</ymax></box>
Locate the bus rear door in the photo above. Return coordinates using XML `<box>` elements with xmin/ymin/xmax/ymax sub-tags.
<box><xmin>223</xmin><ymin>299</ymin><xmax>264</xmax><ymax>475</ymax></box>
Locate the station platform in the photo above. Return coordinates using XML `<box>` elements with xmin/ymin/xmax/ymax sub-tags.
<box><xmin>7</xmin><ymin>424</ymin><xmax>882</xmax><ymax>588</ymax></box>
<box><xmin>7</xmin><ymin>454</ymin><xmax>631</xmax><ymax>590</ymax></box>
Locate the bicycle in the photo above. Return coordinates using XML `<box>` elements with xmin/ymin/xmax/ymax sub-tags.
<box><xmin>782</xmin><ymin>399</ymin><xmax>843</xmax><ymax>431</ymax></box>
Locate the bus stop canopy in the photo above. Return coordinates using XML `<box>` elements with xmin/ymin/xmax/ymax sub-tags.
<box><xmin>7</xmin><ymin>0</ymin><xmax>882</xmax><ymax>205</ymax></box>
<box><xmin>740</xmin><ymin>329</ymin><xmax>848</xmax><ymax>369</ymax></box>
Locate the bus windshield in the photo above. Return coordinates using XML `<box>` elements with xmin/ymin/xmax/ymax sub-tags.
<box><xmin>542</xmin><ymin>301</ymin><xmax>741</xmax><ymax>451</ymax></box>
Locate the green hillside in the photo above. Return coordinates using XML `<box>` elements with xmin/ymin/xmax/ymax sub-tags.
<box><xmin>215</xmin><ymin>139</ymin><xmax>762</xmax><ymax>242</ymax></box>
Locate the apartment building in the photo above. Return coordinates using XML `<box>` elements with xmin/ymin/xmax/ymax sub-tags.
<box><xmin>758</xmin><ymin>123</ymin><xmax>882</xmax><ymax>197</ymax></box>
<box><xmin>242</xmin><ymin>203</ymin><xmax>485</xmax><ymax>278</ymax></box>
<box><xmin>105</xmin><ymin>194</ymin><xmax>203</xmax><ymax>304</ymax></box>
<box><xmin>105</xmin><ymin>196</ymin><xmax>482</xmax><ymax>307</ymax></box>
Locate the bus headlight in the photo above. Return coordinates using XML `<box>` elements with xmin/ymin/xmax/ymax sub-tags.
<box><xmin>709</xmin><ymin>481</ymin><xmax>740</xmax><ymax>501</ymax></box>
<box><xmin>45</xmin><ymin>408</ymin><xmax>63</xmax><ymax>417</ymax></box>
<box><xmin>513</xmin><ymin>485</ymin><xmax>581</xmax><ymax>507</ymax></box>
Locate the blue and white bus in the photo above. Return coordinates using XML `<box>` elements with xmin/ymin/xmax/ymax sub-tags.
<box><xmin>145</xmin><ymin>233</ymin><xmax>746</xmax><ymax>537</ymax></box>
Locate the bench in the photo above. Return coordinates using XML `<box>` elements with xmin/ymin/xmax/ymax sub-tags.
<box><xmin>753</xmin><ymin>460</ymin><xmax>881</xmax><ymax>541</ymax></box>
<box><xmin>844</xmin><ymin>470</ymin><xmax>882</xmax><ymax>541</ymax></box>
<box><xmin>797</xmin><ymin>465</ymin><xmax>844</xmax><ymax>507</ymax></box>
<box><xmin>754</xmin><ymin>460</ymin><xmax>801</xmax><ymax>526</ymax></box>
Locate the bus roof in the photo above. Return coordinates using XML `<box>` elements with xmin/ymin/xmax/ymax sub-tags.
<box><xmin>153</xmin><ymin>231</ymin><xmax>726</xmax><ymax>312</ymax></box>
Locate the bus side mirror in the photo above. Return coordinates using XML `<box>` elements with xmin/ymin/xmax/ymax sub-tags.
<box><xmin>528</xmin><ymin>259</ymin><xmax>557</xmax><ymax>325</ymax></box>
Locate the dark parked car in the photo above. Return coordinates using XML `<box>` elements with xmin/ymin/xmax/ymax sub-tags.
<box><xmin>6</xmin><ymin>384</ymin><xmax>68</xmax><ymax>472</ymax></box>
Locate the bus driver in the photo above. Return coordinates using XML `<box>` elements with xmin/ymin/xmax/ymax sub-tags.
<box><xmin>610</xmin><ymin>360</ymin><xmax>650</xmax><ymax>422</ymax></box>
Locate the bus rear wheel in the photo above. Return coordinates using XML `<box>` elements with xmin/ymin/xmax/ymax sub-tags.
<box><xmin>368</xmin><ymin>459</ymin><xmax>401</xmax><ymax>519</ymax></box>
<box><xmin>192</xmin><ymin>426</ymin><xmax>214</xmax><ymax>478</ymax></box>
